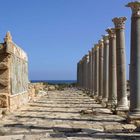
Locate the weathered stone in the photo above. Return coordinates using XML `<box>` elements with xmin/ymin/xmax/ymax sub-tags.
<box><xmin>104</xmin><ymin>124</ymin><xmax>123</xmax><ymax>132</ymax></box>
<box><xmin>0</xmin><ymin>32</ymin><xmax>28</xmax><ymax>110</ymax></box>
<box><xmin>98</xmin><ymin>39</ymin><xmax>104</xmax><ymax>100</ymax></box>
<box><xmin>106</xmin><ymin>28</ymin><xmax>117</xmax><ymax>107</ymax></box>
<box><xmin>94</xmin><ymin>44</ymin><xmax>99</xmax><ymax>97</ymax></box>
<box><xmin>48</xmin><ymin>85</ymin><xmax>56</xmax><ymax>91</ymax></box>
<box><xmin>122</xmin><ymin>124</ymin><xmax>136</xmax><ymax>132</ymax></box>
<box><xmin>102</xmin><ymin>35</ymin><xmax>109</xmax><ymax>102</ymax></box>
<box><xmin>112</xmin><ymin>17</ymin><xmax>129</xmax><ymax>111</ymax></box>
<box><xmin>126</xmin><ymin>1</ymin><xmax>140</xmax><ymax>121</ymax></box>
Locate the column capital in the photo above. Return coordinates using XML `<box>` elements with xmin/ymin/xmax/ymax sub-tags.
<box><xmin>106</xmin><ymin>28</ymin><xmax>116</xmax><ymax>38</ymax></box>
<box><xmin>82</xmin><ymin>56</ymin><xmax>85</xmax><ymax>61</ymax></box>
<box><xmin>92</xmin><ymin>47</ymin><xmax>96</xmax><ymax>54</ymax></box>
<box><xmin>86</xmin><ymin>54</ymin><xmax>89</xmax><ymax>62</ymax></box>
<box><xmin>92</xmin><ymin>47</ymin><xmax>94</xmax><ymax>52</ymax></box>
<box><xmin>84</xmin><ymin>54</ymin><xmax>88</xmax><ymax>59</ymax></box>
<box><xmin>112</xmin><ymin>17</ymin><xmax>127</xmax><ymax>29</ymax></box>
<box><xmin>88</xmin><ymin>50</ymin><xmax>92</xmax><ymax>55</ymax></box>
<box><xmin>102</xmin><ymin>34</ymin><xmax>109</xmax><ymax>44</ymax></box>
<box><xmin>98</xmin><ymin>39</ymin><xmax>104</xmax><ymax>48</ymax></box>
<box><xmin>126</xmin><ymin>1</ymin><xmax>140</xmax><ymax>17</ymax></box>
<box><xmin>94</xmin><ymin>44</ymin><xmax>99</xmax><ymax>50</ymax></box>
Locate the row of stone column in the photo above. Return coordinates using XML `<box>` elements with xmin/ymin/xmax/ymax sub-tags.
<box><xmin>77</xmin><ymin>1</ymin><xmax>140</xmax><ymax>121</ymax></box>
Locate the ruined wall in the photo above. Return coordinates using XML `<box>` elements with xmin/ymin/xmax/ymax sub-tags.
<box><xmin>9</xmin><ymin>43</ymin><xmax>28</xmax><ymax>95</ymax></box>
<box><xmin>0</xmin><ymin>32</ymin><xmax>29</xmax><ymax>109</ymax></box>
<box><xmin>0</xmin><ymin>43</ymin><xmax>9</xmax><ymax>107</ymax></box>
<box><xmin>28</xmin><ymin>82</ymin><xmax>46</xmax><ymax>101</ymax></box>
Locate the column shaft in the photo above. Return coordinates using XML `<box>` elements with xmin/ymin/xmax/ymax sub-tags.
<box><xmin>112</xmin><ymin>17</ymin><xmax>128</xmax><ymax>110</ymax></box>
<box><xmin>106</xmin><ymin>28</ymin><xmax>117</xmax><ymax>106</ymax></box>
<box><xmin>94</xmin><ymin>45</ymin><xmax>99</xmax><ymax>97</ymax></box>
<box><xmin>88</xmin><ymin>51</ymin><xmax>92</xmax><ymax>93</ymax></box>
<box><xmin>126</xmin><ymin>2</ymin><xmax>140</xmax><ymax>117</ymax></box>
<box><xmin>92</xmin><ymin>48</ymin><xmax>95</xmax><ymax>95</ymax></box>
<box><xmin>103</xmin><ymin>35</ymin><xmax>109</xmax><ymax>102</ymax></box>
<box><xmin>99</xmin><ymin>40</ymin><xmax>104</xmax><ymax>99</ymax></box>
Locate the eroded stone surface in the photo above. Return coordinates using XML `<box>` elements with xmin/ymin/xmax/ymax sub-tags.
<box><xmin>0</xmin><ymin>88</ymin><xmax>139</xmax><ymax>140</ymax></box>
<box><xmin>0</xmin><ymin>32</ymin><xmax>28</xmax><ymax>109</ymax></box>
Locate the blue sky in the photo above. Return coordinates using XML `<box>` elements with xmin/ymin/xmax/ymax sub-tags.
<box><xmin>0</xmin><ymin>0</ymin><xmax>131</xmax><ymax>80</ymax></box>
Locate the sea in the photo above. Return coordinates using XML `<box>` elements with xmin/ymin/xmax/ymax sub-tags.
<box><xmin>31</xmin><ymin>80</ymin><xmax>77</xmax><ymax>84</ymax></box>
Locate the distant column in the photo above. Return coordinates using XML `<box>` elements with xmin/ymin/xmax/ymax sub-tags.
<box><xmin>85</xmin><ymin>54</ymin><xmax>89</xmax><ymax>91</ymax></box>
<box><xmin>79</xmin><ymin>60</ymin><xmax>82</xmax><ymax>88</ymax></box>
<box><xmin>89</xmin><ymin>50</ymin><xmax>93</xmax><ymax>94</ymax></box>
<box><xmin>81</xmin><ymin>59</ymin><xmax>84</xmax><ymax>89</ymax></box>
<box><xmin>106</xmin><ymin>28</ymin><xmax>117</xmax><ymax>107</ymax></box>
<box><xmin>84</xmin><ymin>55</ymin><xmax>87</xmax><ymax>91</ymax></box>
<box><xmin>98</xmin><ymin>40</ymin><xmax>104</xmax><ymax>100</ymax></box>
<box><xmin>126</xmin><ymin>1</ymin><xmax>140</xmax><ymax>118</ymax></box>
<box><xmin>77</xmin><ymin>61</ymin><xmax>80</xmax><ymax>87</ymax></box>
<box><xmin>102</xmin><ymin>35</ymin><xmax>109</xmax><ymax>102</ymax></box>
<box><xmin>87</xmin><ymin>53</ymin><xmax>90</xmax><ymax>92</ymax></box>
<box><xmin>112</xmin><ymin>17</ymin><xmax>129</xmax><ymax>111</ymax></box>
<box><xmin>92</xmin><ymin>47</ymin><xmax>95</xmax><ymax>96</ymax></box>
<box><xmin>94</xmin><ymin>44</ymin><xmax>99</xmax><ymax>97</ymax></box>
<box><xmin>82</xmin><ymin>56</ymin><xmax>86</xmax><ymax>90</ymax></box>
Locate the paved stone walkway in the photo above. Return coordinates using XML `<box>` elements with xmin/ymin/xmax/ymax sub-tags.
<box><xmin>0</xmin><ymin>88</ymin><xmax>140</xmax><ymax>140</ymax></box>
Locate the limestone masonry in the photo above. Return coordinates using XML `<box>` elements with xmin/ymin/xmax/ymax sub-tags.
<box><xmin>0</xmin><ymin>32</ymin><xmax>28</xmax><ymax>110</ymax></box>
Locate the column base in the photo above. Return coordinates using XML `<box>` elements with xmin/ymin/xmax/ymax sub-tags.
<box><xmin>116</xmin><ymin>106</ymin><xmax>129</xmax><ymax>111</ymax></box>
<box><xmin>93</xmin><ymin>95</ymin><xmax>100</xmax><ymax>103</ymax></box>
<box><xmin>117</xmin><ymin>97</ymin><xmax>129</xmax><ymax>110</ymax></box>
<box><xmin>127</xmin><ymin>112</ymin><xmax>140</xmax><ymax>124</ymax></box>
<box><xmin>115</xmin><ymin>107</ymin><xmax>129</xmax><ymax>116</ymax></box>
<box><xmin>97</xmin><ymin>96</ymin><xmax>102</xmax><ymax>103</ymax></box>
<box><xmin>107</xmin><ymin>100</ymin><xmax>117</xmax><ymax>108</ymax></box>
<box><xmin>89</xmin><ymin>93</ymin><xmax>94</xmax><ymax>98</ymax></box>
<box><xmin>93</xmin><ymin>93</ymin><xmax>98</xmax><ymax>99</ymax></box>
<box><xmin>84</xmin><ymin>89</ymin><xmax>89</xmax><ymax>94</ymax></box>
<box><xmin>107</xmin><ymin>99</ymin><xmax>117</xmax><ymax>114</ymax></box>
<box><xmin>101</xmin><ymin>98</ymin><xmax>108</xmax><ymax>107</ymax></box>
<box><xmin>86</xmin><ymin>91</ymin><xmax>91</xmax><ymax>95</ymax></box>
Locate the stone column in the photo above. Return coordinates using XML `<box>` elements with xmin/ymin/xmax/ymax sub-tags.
<box><xmin>77</xmin><ymin>61</ymin><xmax>80</xmax><ymax>87</ymax></box>
<box><xmin>87</xmin><ymin>53</ymin><xmax>90</xmax><ymax>93</ymax></box>
<box><xmin>126</xmin><ymin>1</ymin><xmax>140</xmax><ymax>118</ymax></box>
<box><xmin>81</xmin><ymin>59</ymin><xmax>84</xmax><ymax>89</ymax></box>
<box><xmin>82</xmin><ymin>56</ymin><xmax>86</xmax><ymax>90</ymax></box>
<box><xmin>98</xmin><ymin>40</ymin><xmax>104</xmax><ymax>100</ymax></box>
<box><xmin>85</xmin><ymin>54</ymin><xmax>89</xmax><ymax>91</ymax></box>
<box><xmin>89</xmin><ymin>50</ymin><xmax>93</xmax><ymax>94</ymax></box>
<box><xmin>94</xmin><ymin>44</ymin><xmax>99</xmax><ymax>97</ymax></box>
<box><xmin>106</xmin><ymin>28</ymin><xmax>117</xmax><ymax>107</ymax></box>
<box><xmin>112</xmin><ymin>17</ymin><xmax>129</xmax><ymax>111</ymax></box>
<box><xmin>78</xmin><ymin>60</ymin><xmax>82</xmax><ymax>88</ymax></box>
<box><xmin>84</xmin><ymin>55</ymin><xmax>87</xmax><ymax>91</ymax></box>
<box><xmin>91</xmin><ymin>47</ymin><xmax>95</xmax><ymax>96</ymax></box>
<box><xmin>102</xmin><ymin>35</ymin><xmax>109</xmax><ymax>103</ymax></box>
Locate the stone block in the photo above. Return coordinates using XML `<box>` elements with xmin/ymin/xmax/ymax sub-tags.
<box><xmin>0</xmin><ymin>32</ymin><xmax>29</xmax><ymax>110</ymax></box>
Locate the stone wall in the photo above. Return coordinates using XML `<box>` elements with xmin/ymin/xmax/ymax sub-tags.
<box><xmin>0</xmin><ymin>32</ymin><xmax>29</xmax><ymax>110</ymax></box>
<box><xmin>9</xmin><ymin>44</ymin><xmax>28</xmax><ymax>95</ymax></box>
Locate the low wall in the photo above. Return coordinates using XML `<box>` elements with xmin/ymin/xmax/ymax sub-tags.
<box><xmin>9</xmin><ymin>92</ymin><xmax>28</xmax><ymax>110</ymax></box>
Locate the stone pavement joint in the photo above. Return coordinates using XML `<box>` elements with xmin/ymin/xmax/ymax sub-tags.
<box><xmin>0</xmin><ymin>88</ymin><xmax>139</xmax><ymax>140</ymax></box>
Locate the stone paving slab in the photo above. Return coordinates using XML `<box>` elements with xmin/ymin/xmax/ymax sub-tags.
<box><xmin>0</xmin><ymin>88</ymin><xmax>139</xmax><ymax>139</ymax></box>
